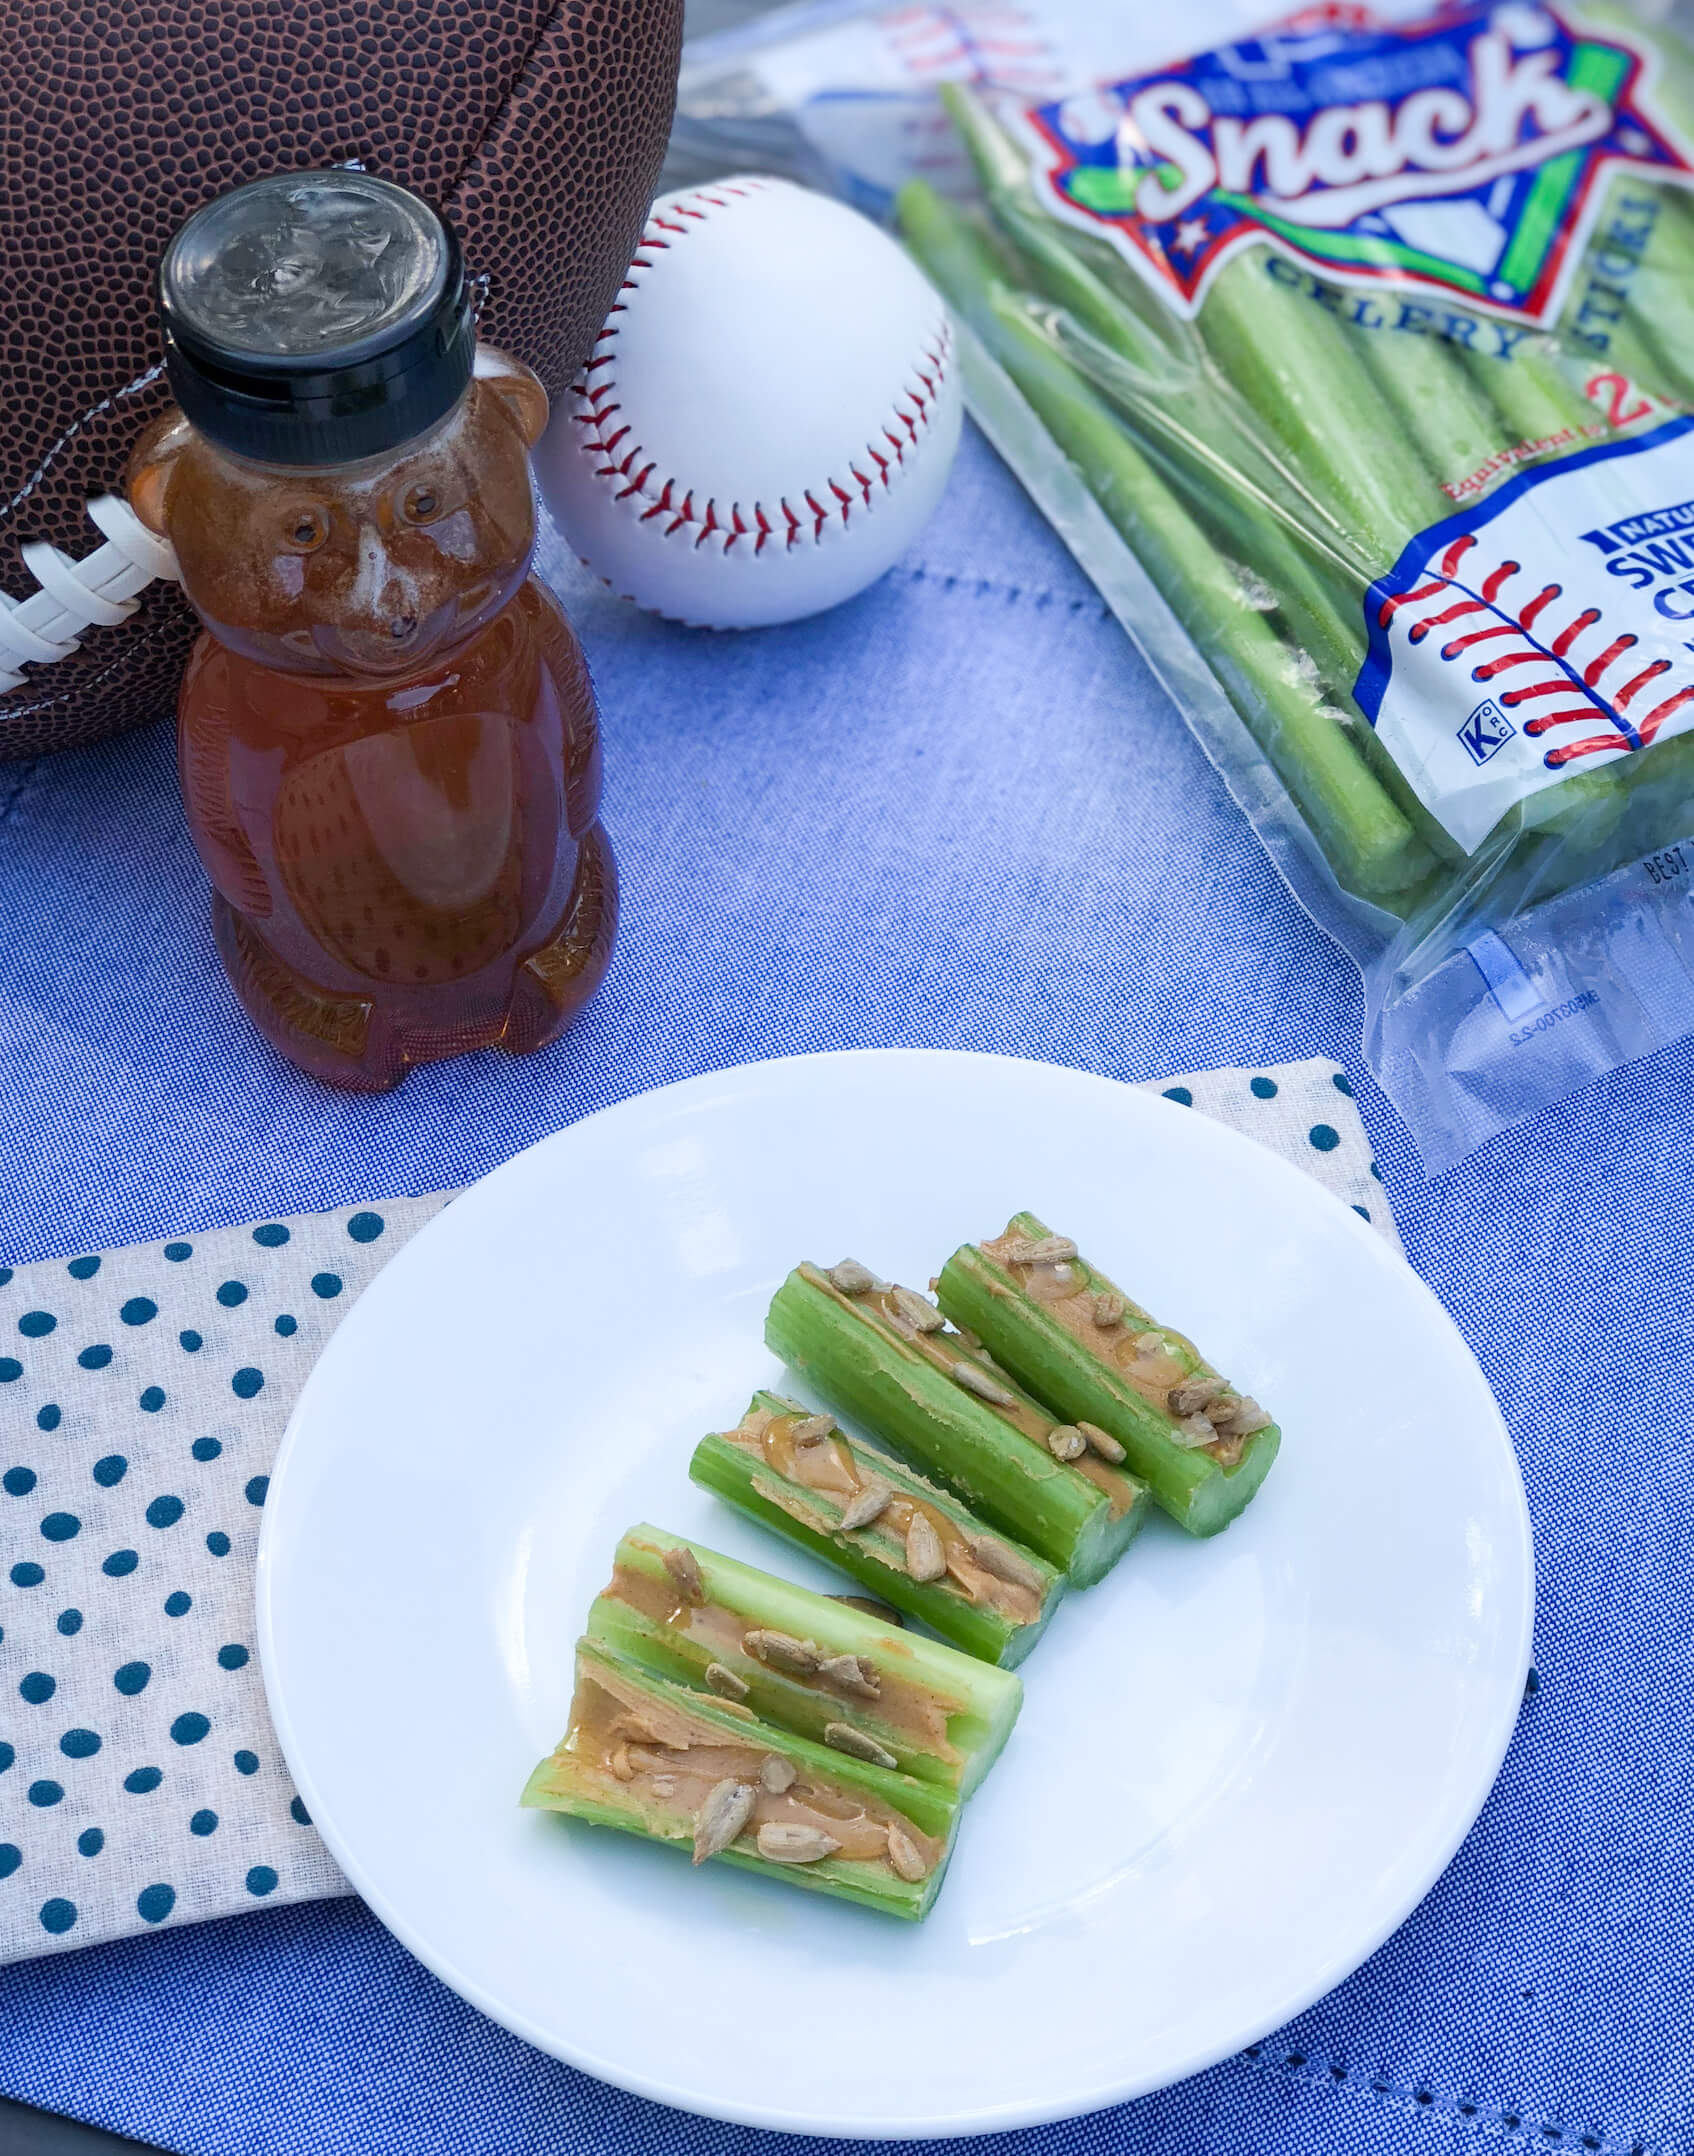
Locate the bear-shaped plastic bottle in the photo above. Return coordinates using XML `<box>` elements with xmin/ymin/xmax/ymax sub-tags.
<box><xmin>127</xmin><ymin>171</ymin><xmax>616</xmax><ymax>1091</ymax></box>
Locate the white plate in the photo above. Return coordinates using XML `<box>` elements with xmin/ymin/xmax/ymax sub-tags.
<box><xmin>257</xmin><ymin>1050</ymin><xmax>1532</xmax><ymax>2140</ymax></box>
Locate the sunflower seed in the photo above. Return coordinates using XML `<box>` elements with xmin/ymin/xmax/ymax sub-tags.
<box><xmin>1078</xmin><ymin>1419</ymin><xmax>1127</xmax><ymax>1464</ymax></box>
<box><xmin>885</xmin><ymin>1823</ymin><xmax>929</xmax><ymax>1882</ymax></box>
<box><xmin>1092</xmin><ymin>1292</ymin><xmax>1125</xmax><ymax>1328</ymax></box>
<box><xmin>1130</xmin><ymin>1330</ymin><xmax>1167</xmax><ymax>1360</ymax></box>
<box><xmin>819</xmin><ymin>1652</ymin><xmax>881</xmax><ymax>1700</ymax></box>
<box><xmin>951</xmin><ymin>1360</ymin><xmax>1014</xmax><ymax>1406</ymax></box>
<box><xmin>743</xmin><ymin>1627</ymin><xmax>823</xmax><ymax>1676</ymax></box>
<box><xmin>759</xmin><ymin>1753</ymin><xmax>797</xmax><ymax>1794</ymax></box>
<box><xmin>838</xmin><ymin>1479</ymin><xmax>892</xmax><ymax>1531</ymax></box>
<box><xmin>704</xmin><ymin>1662</ymin><xmax>749</xmax><ymax>1701</ymax></box>
<box><xmin>757</xmin><ymin>1822</ymin><xmax>840</xmax><ymax>1864</ymax></box>
<box><xmin>1211</xmin><ymin>1395</ymin><xmax>1273</xmax><ymax>1437</ymax></box>
<box><xmin>890</xmin><ymin>1285</ymin><xmax>945</xmax><ymax>1333</ymax></box>
<box><xmin>1046</xmin><ymin>1424</ymin><xmax>1087</xmax><ymax>1461</ymax></box>
<box><xmin>829</xmin><ymin>1593</ymin><xmax>905</xmax><ymax>1627</ymax></box>
<box><xmin>1171</xmin><ymin>1412</ymin><xmax>1220</xmax><ymax>1450</ymax></box>
<box><xmin>791</xmin><ymin>1413</ymin><xmax>835</xmax><ymax>1448</ymax></box>
<box><xmin>692</xmin><ymin>1778</ymin><xmax>756</xmax><ymax>1863</ymax></box>
<box><xmin>905</xmin><ymin>1511</ymin><xmax>946</xmax><ymax>1583</ymax></box>
<box><xmin>827</xmin><ymin>1259</ymin><xmax>876</xmax><ymax>1295</ymax></box>
<box><xmin>1169</xmin><ymin>1376</ymin><xmax>1227</xmax><ymax>1417</ymax></box>
<box><xmin>825</xmin><ymin>1722</ymin><xmax>899</xmax><ymax>1770</ymax></box>
<box><xmin>967</xmin><ymin>1536</ymin><xmax>1046</xmax><ymax>1592</ymax></box>
<box><xmin>1006</xmin><ymin>1235</ymin><xmax>1078</xmax><ymax>1265</ymax></box>
<box><xmin>663</xmin><ymin>1545</ymin><xmax>705</xmax><ymax>1605</ymax></box>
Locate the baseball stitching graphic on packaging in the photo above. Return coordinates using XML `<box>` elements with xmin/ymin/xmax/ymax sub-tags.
<box><xmin>1016</xmin><ymin>3</ymin><xmax>1691</xmax><ymax>323</ymax></box>
<box><xmin>1358</xmin><ymin>411</ymin><xmax>1694</xmax><ymax>849</ymax></box>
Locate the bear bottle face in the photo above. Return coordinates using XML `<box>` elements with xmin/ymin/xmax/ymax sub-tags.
<box><xmin>129</xmin><ymin>356</ymin><xmax>550</xmax><ymax>679</ymax></box>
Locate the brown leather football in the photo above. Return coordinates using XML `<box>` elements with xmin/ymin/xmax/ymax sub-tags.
<box><xmin>0</xmin><ymin>0</ymin><xmax>682</xmax><ymax>761</ymax></box>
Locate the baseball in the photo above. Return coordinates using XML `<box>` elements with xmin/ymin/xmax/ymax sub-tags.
<box><xmin>535</xmin><ymin>176</ymin><xmax>962</xmax><ymax>629</ymax></box>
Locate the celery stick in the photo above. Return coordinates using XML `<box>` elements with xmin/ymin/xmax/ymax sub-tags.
<box><xmin>523</xmin><ymin>1638</ymin><xmax>957</xmax><ymax>1919</ymax></box>
<box><xmin>1194</xmin><ymin>248</ymin><xmax>1442</xmax><ymax>568</ymax></box>
<box><xmin>766</xmin><ymin>1265</ymin><xmax>1149</xmax><ymax>1587</ymax></box>
<box><xmin>586</xmin><ymin>1523</ymin><xmax>1022</xmax><ymax>1797</ymax></box>
<box><xmin>690</xmin><ymin>1391</ymin><xmax>1063</xmax><ymax>1666</ymax></box>
<box><xmin>935</xmin><ymin>1214</ymin><xmax>1280</xmax><ymax>1538</ymax></box>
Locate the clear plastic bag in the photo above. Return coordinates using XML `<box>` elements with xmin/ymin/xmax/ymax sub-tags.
<box><xmin>674</xmin><ymin>0</ymin><xmax>1694</xmax><ymax>1171</ymax></box>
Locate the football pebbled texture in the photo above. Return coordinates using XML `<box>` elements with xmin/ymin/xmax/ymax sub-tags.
<box><xmin>0</xmin><ymin>0</ymin><xmax>682</xmax><ymax>761</ymax></box>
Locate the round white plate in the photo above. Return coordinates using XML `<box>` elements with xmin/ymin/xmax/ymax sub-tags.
<box><xmin>257</xmin><ymin>1051</ymin><xmax>1532</xmax><ymax>2140</ymax></box>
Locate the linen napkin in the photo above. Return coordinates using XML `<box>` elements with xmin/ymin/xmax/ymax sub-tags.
<box><xmin>0</xmin><ymin>1056</ymin><xmax>1394</xmax><ymax>1962</ymax></box>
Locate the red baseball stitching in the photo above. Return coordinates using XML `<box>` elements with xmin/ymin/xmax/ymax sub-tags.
<box><xmin>568</xmin><ymin>179</ymin><xmax>955</xmax><ymax>563</ymax></box>
<box><xmin>1376</xmin><ymin>530</ymin><xmax>1694</xmax><ymax>766</ymax></box>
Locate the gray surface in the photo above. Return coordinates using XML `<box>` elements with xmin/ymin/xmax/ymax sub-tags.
<box><xmin>0</xmin><ymin>2100</ymin><xmax>158</xmax><ymax>2154</ymax></box>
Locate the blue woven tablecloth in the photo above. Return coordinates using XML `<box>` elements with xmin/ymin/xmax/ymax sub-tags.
<box><xmin>0</xmin><ymin>423</ymin><xmax>1689</xmax><ymax>2155</ymax></box>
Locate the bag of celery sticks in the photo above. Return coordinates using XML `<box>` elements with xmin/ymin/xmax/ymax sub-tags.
<box><xmin>673</xmin><ymin>0</ymin><xmax>1694</xmax><ymax>1171</ymax></box>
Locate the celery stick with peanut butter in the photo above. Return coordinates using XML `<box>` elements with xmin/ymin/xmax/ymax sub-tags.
<box><xmin>587</xmin><ymin>1524</ymin><xmax>1023</xmax><ymax>1798</ymax></box>
<box><xmin>763</xmin><ymin>1263</ymin><xmax>1151</xmax><ymax>1587</ymax></box>
<box><xmin>934</xmin><ymin>1215</ymin><xmax>1280</xmax><ymax>1538</ymax></box>
<box><xmin>688</xmin><ymin>1391</ymin><xmax>1064</xmax><ymax>1667</ymax></box>
<box><xmin>523</xmin><ymin>1637</ymin><xmax>959</xmax><ymax>1920</ymax></box>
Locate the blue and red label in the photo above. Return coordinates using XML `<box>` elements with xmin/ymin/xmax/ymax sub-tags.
<box><xmin>1015</xmin><ymin>2</ymin><xmax>1691</xmax><ymax>322</ymax></box>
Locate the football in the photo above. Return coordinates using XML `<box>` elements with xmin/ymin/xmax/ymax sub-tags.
<box><xmin>0</xmin><ymin>0</ymin><xmax>683</xmax><ymax>761</ymax></box>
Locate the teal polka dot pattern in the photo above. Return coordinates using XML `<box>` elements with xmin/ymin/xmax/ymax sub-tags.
<box><xmin>38</xmin><ymin>1898</ymin><xmax>76</xmax><ymax>1934</ymax></box>
<box><xmin>0</xmin><ymin>1195</ymin><xmax>416</xmax><ymax>1955</ymax></box>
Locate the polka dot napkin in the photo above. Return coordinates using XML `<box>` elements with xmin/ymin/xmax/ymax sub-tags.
<box><xmin>0</xmin><ymin>1057</ymin><xmax>1392</xmax><ymax>1964</ymax></box>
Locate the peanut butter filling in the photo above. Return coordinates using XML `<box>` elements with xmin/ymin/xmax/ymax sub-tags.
<box><xmin>723</xmin><ymin>1405</ymin><xmax>1046</xmax><ymax>1627</ymax></box>
<box><xmin>555</xmin><ymin>1661</ymin><xmax>943</xmax><ymax>1878</ymax></box>
<box><xmin>602</xmin><ymin>1550</ymin><xmax>958</xmax><ymax>1755</ymax></box>
<box><xmin>980</xmin><ymin>1228</ymin><xmax>1250</xmax><ymax>1467</ymax></box>
<box><xmin>806</xmin><ymin>1264</ymin><xmax>1141</xmax><ymax>1516</ymax></box>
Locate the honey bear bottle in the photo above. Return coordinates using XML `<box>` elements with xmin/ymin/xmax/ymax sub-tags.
<box><xmin>127</xmin><ymin>172</ymin><xmax>616</xmax><ymax>1092</ymax></box>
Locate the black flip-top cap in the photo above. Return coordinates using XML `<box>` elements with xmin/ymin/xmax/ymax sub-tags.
<box><xmin>158</xmin><ymin>170</ymin><xmax>475</xmax><ymax>468</ymax></box>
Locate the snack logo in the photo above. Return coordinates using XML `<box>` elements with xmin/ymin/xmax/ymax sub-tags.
<box><xmin>1017</xmin><ymin>3</ymin><xmax>1691</xmax><ymax>321</ymax></box>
